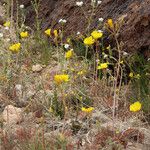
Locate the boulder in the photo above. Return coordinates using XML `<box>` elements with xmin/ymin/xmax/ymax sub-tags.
<box><xmin>2</xmin><ymin>105</ymin><xmax>23</xmax><ymax>125</ymax></box>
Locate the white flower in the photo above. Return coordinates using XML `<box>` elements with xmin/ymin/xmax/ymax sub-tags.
<box><xmin>123</xmin><ymin>52</ymin><xmax>128</xmax><ymax>56</ymax></box>
<box><xmin>6</xmin><ymin>38</ymin><xmax>10</xmax><ymax>42</ymax></box>
<box><xmin>4</xmin><ymin>27</ymin><xmax>9</xmax><ymax>30</ymax></box>
<box><xmin>0</xmin><ymin>33</ymin><xmax>3</xmax><ymax>38</ymax></box>
<box><xmin>104</xmin><ymin>54</ymin><xmax>108</xmax><ymax>58</ymax></box>
<box><xmin>96</xmin><ymin>59</ymin><xmax>100</xmax><ymax>63</ymax></box>
<box><xmin>98</xmin><ymin>17</ymin><xmax>104</xmax><ymax>22</ymax></box>
<box><xmin>59</xmin><ymin>19</ymin><xmax>67</xmax><ymax>24</ymax></box>
<box><xmin>77</xmin><ymin>31</ymin><xmax>81</xmax><ymax>35</ymax></box>
<box><xmin>98</xmin><ymin>30</ymin><xmax>103</xmax><ymax>33</ymax></box>
<box><xmin>59</xmin><ymin>19</ymin><xmax>63</xmax><ymax>23</ymax></box>
<box><xmin>62</xmin><ymin>19</ymin><xmax>67</xmax><ymax>23</ymax></box>
<box><xmin>19</xmin><ymin>4</ymin><xmax>24</xmax><ymax>9</ymax></box>
<box><xmin>102</xmin><ymin>52</ymin><xmax>108</xmax><ymax>58</ymax></box>
<box><xmin>91</xmin><ymin>0</ymin><xmax>102</xmax><ymax>6</ymax></box>
<box><xmin>97</xmin><ymin>1</ymin><xmax>102</xmax><ymax>5</ymax></box>
<box><xmin>64</xmin><ymin>44</ymin><xmax>70</xmax><ymax>49</ymax></box>
<box><xmin>76</xmin><ymin>1</ymin><xmax>83</xmax><ymax>7</ymax></box>
<box><xmin>91</xmin><ymin>0</ymin><xmax>96</xmax><ymax>4</ymax></box>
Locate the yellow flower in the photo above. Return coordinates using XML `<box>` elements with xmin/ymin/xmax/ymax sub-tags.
<box><xmin>20</xmin><ymin>31</ymin><xmax>29</xmax><ymax>38</ymax></box>
<box><xmin>44</xmin><ymin>29</ymin><xmax>51</xmax><ymax>36</ymax></box>
<box><xmin>0</xmin><ymin>75</ymin><xmax>8</xmax><ymax>81</ymax></box>
<box><xmin>84</xmin><ymin>36</ymin><xmax>95</xmax><ymax>45</ymax></box>
<box><xmin>120</xmin><ymin>60</ymin><xmax>124</xmax><ymax>64</ymax></box>
<box><xmin>91</xmin><ymin>30</ymin><xmax>103</xmax><ymax>39</ymax></box>
<box><xmin>65</xmin><ymin>49</ymin><xmax>73</xmax><ymax>59</ymax></box>
<box><xmin>67</xmin><ymin>38</ymin><xmax>71</xmax><ymax>43</ymax></box>
<box><xmin>106</xmin><ymin>45</ymin><xmax>111</xmax><ymax>50</ymax></box>
<box><xmin>135</xmin><ymin>74</ymin><xmax>141</xmax><ymax>79</ymax></box>
<box><xmin>54</xmin><ymin>74</ymin><xmax>69</xmax><ymax>84</ymax></box>
<box><xmin>71</xmin><ymin>68</ymin><xmax>75</xmax><ymax>71</ymax></box>
<box><xmin>49</xmin><ymin>107</ymin><xmax>53</xmax><ymax>113</ymax></box>
<box><xmin>54</xmin><ymin>29</ymin><xmax>58</xmax><ymax>38</ymax></box>
<box><xmin>129</xmin><ymin>101</ymin><xmax>142</xmax><ymax>112</ymax></box>
<box><xmin>97</xmin><ymin>63</ymin><xmax>108</xmax><ymax>70</ymax></box>
<box><xmin>107</xmin><ymin>19</ymin><xmax>114</xmax><ymax>29</ymax></box>
<box><xmin>9</xmin><ymin>43</ymin><xmax>21</xmax><ymax>53</ymax></box>
<box><xmin>77</xmin><ymin>70</ymin><xmax>86</xmax><ymax>75</ymax></box>
<box><xmin>129</xmin><ymin>72</ymin><xmax>134</xmax><ymax>78</ymax></box>
<box><xmin>59</xmin><ymin>133</ymin><xmax>65</xmax><ymax>141</ymax></box>
<box><xmin>3</xmin><ymin>21</ymin><xmax>10</xmax><ymax>27</ymax></box>
<box><xmin>75</xmin><ymin>63</ymin><xmax>78</xmax><ymax>67</ymax></box>
<box><xmin>81</xmin><ymin>107</ymin><xmax>94</xmax><ymax>113</ymax></box>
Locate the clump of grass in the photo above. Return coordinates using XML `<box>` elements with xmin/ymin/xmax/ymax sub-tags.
<box><xmin>128</xmin><ymin>53</ymin><xmax>150</xmax><ymax>113</ymax></box>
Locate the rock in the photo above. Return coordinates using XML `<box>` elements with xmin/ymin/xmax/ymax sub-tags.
<box><xmin>32</xmin><ymin>64</ymin><xmax>43</xmax><ymax>72</ymax></box>
<box><xmin>2</xmin><ymin>105</ymin><xmax>23</xmax><ymax>125</ymax></box>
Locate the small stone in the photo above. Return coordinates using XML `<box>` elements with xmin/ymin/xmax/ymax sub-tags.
<box><xmin>0</xmin><ymin>33</ymin><xmax>3</xmax><ymax>38</ymax></box>
<box><xmin>26</xmin><ymin>90</ymin><xmax>36</xmax><ymax>99</ymax></box>
<box><xmin>32</xmin><ymin>64</ymin><xmax>43</xmax><ymax>72</ymax></box>
<box><xmin>15</xmin><ymin>84</ymin><xmax>22</xmax><ymax>91</ymax></box>
<box><xmin>2</xmin><ymin>105</ymin><xmax>23</xmax><ymax>125</ymax></box>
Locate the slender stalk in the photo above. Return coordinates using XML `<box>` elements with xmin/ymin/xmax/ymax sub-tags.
<box><xmin>95</xmin><ymin>40</ymin><xmax>99</xmax><ymax>81</ymax></box>
<box><xmin>61</xmin><ymin>87</ymin><xmax>67</xmax><ymax>119</ymax></box>
<box><xmin>85</xmin><ymin>46</ymin><xmax>88</xmax><ymax>60</ymax></box>
<box><xmin>112</xmin><ymin>34</ymin><xmax>121</xmax><ymax>119</ymax></box>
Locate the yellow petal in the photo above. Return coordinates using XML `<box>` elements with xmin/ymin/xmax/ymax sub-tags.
<box><xmin>91</xmin><ymin>30</ymin><xmax>103</xmax><ymax>39</ymax></box>
<box><xmin>3</xmin><ymin>21</ymin><xmax>10</xmax><ymax>27</ymax></box>
<box><xmin>107</xmin><ymin>19</ymin><xmax>114</xmax><ymax>29</ymax></box>
<box><xmin>129</xmin><ymin>101</ymin><xmax>141</xmax><ymax>112</ymax></box>
<box><xmin>97</xmin><ymin>63</ymin><xmax>108</xmax><ymax>69</ymax></box>
<box><xmin>84</xmin><ymin>36</ymin><xmax>95</xmax><ymax>45</ymax></box>
<box><xmin>20</xmin><ymin>31</ymin><xmax>29</xmax><ymax>38</ymax></box>
<box><xmin>54</xmin><ymin>29</ymin><xmax>58</xmax><ymax>38</ymax></box>
<box><xmin>44</xmin><ymin>29</ymin><xmax>51</xmax><ymax>36</ymax></box>
<box><xmin>65</xmin><ymin>49</ymin><xmax>73</xmax><ymax>59</ymax></box>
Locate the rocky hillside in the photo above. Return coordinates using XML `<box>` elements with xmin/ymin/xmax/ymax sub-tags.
<box><xmin>12</xmin><ymin>0</ymin><xmax>150</xmax><ymax>56</ymax></box>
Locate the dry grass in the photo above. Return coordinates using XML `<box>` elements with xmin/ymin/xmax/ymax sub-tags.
<box><xmin>0</xmin><ymin>1</ymin><xmax>150</xmax><ymax>150</ymax></box>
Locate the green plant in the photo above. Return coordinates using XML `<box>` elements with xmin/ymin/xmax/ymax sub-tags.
<box><xmin>129</xmin><ymin>53</ymin><xmax>150</xmax><ymax>113</ymax></box>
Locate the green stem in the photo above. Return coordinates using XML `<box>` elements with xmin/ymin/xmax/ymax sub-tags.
<box><xmin>85</xmin><ymin>46</ymin><xmax>88</xmax><ymax>60</ymax></box>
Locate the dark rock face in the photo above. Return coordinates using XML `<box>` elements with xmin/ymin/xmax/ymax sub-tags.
<box><xmin>0</xmin><ymin>16</ymin><xmax>4</xmax><ymax>25</ymax></box>
<box><xmin>13</xmin><ymin>0</ymin><xmax>150</xmax><ymax>56</ymax></box>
